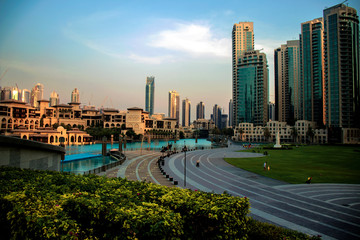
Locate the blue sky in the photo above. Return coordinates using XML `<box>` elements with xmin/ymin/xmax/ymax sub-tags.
<box><xmin>1</xmin><ymin>0</ymin><xmax>359</xmax><ymax>119</ymax></box>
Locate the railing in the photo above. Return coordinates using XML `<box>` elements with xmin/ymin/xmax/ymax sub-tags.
<box><xmin>83</xmin><ymin>153</ymin><xmax>126</xmax><ymax>175</ymax></box>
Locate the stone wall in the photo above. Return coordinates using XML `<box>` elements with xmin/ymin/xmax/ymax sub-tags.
<box><xmin>0</xmin><ymin>135</ymin><xmax>65</xmax><ymax>171</ymax></box>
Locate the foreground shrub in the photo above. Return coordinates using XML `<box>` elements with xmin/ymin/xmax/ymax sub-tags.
<box><xmin>247</xmin><ymin>218</ymin><xmax>322</xmax><ymax>240</ymax></box>
<box><xmin>0</xmin><ymin>166</ymin><xmax>249</xmax><ymax>239</ymax></box>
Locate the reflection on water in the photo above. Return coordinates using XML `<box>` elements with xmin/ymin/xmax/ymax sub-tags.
<box><xmin>62</xmin><ymin>156</ymin><xmax>116</xmax><ymax>174</ymax></box>
<box><xmin>63</xmin><ymin>138</ymin><xmax>212</xmax><ymax>174</ymax></box>
<box><xmin>65</xmin><ymin>138</ymin><xmax>211</xmax><ymax>155</ymax></box>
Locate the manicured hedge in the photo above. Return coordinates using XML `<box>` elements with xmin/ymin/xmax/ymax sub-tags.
<box><xmin>0</xmin><ymin>166</ymin><xmax>249</xmax><ymax>239</ymax></box>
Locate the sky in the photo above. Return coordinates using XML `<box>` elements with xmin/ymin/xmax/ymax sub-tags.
<box><xmin>1</xmin><ymin>0</ymin><xmax>359</xmax><ymax>120</ymax></box>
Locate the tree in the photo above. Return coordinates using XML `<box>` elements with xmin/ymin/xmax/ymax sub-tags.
<box><xmin>307</xmin><ymin>126</ymin><xmax>315</xmax><ymax>144</ymax></box>
<box><xmin>179</xmin><ymin>131</ymin><xmax>185</xmax><ymax>139</ymax></box>
<box><xmin>291</xmin><ymin>127</ymin><xmax>298</xmax><ymax>144</ymax></box>
<box><xmin>238</xmin><ymin>128</ymin><xmax>244</xmax><ymax>141</ymax></box>
<box><xmin>263</xmin><ymin>127</ymin><xmax>271</xmax><ymax>142</ymax></box>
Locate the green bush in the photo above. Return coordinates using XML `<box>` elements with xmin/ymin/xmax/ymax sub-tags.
<box><xmin>0</xmin><ymin>166</ymin><xmax>249</xmax><ymax>239</ymax></box>
<box><xmin>247</xmin><ymin>218</ymin><xmax>321</xmax><ymax>240</ymax></box>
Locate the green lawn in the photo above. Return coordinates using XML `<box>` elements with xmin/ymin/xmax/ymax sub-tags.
<box><xmin>225</xmin><ymin>145</ymin><xmax>360</xmax><ymax>184</ymax></box>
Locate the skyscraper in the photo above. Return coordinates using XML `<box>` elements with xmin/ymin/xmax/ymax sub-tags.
<box><xmin>299</xmin><ymin>18</ymin><xmax>325</xmax><ymax>126</ymax></box>
<box><xmin>228</xmin><ymin>99</ymin><xmax>233</xmax><ymax>127</ymax></box>
<box><xmin>50</xmin><ymin>91</ymin><xmax>60</xmax><ymax>107</ymax></box>
<box><xmin>323</xmin><ymin>4</ymin><xmax>360</xmax><ymax>128</ymax></box>
<box><xmin>275</xmin><ymin>40</ymin><xmax>300</xmax><ymax>124</ymax></box>
<box><xmin>21</xmin><ymin>89</ymin><xmax>30</xmax><ymax>104</ymax></box>
<box><xmin>71</xmin><ymin>88</ymin><xmax>80</xmax><ymax>103</ymax></box>
<box><xmin>232</xmin><ymin>22</ymin><xmax>254</xmax><ymax>127</ymax></box>
<box><xmin>212</xmin><ymin>104</ymin><xmax>222</xmax><ymax>129</ymax></box>
<box><xmin>168</xmin><ymin>90</ymin><xmax>180</xmax><ymax>124</ymax></box>
<box><xmin>182</xmin><ymin>98</ymin><xmax>191</xmax><ymax>127</ymax></box>
<box><xmin>30</xmin><ymin>83</ymin><xmax>44</xmax><ymax>108</ymax></box>
<box><xmin>236</xmin><ymin>50</ymin><xmax>269</xmax><ymax>126</ymax></box>
<box><xmin>145</xmin><ymin>76</ymin><xmax>155</xmax><ymax>115</ymax></box>
<box><xmin>196</xmin><ymin>101</ymin><xmax>205</xmax><ymax>119</ymax></box>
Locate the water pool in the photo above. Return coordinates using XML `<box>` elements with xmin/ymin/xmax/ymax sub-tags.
<box><xmin>65</xmin><ymin>138</ymin><xmax>212</xmax><ymax>155</ymax></box>
<box><xmin>62</xmin><ymin>156</ymin><xmax>116</xmax><ymax>174</ymax></box>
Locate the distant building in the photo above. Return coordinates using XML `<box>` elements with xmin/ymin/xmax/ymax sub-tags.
<box><xmin>268</xmin><ymin>102</ymin><xmax>275</xmax><ymax>121</ymax></box>
<box><xmin>30</xmin><ymin>83</ymin><xmax>44</xmax><ymax>108</ymax></box>
<box><xmin>228</xmin><ymin>99</ymin><xmax>233</xmax><ymax>127</ymax></box>
<box><xmin>71</xmin><ymin>88</ymin><xmax>80</xmax><ymax>103</ymax></box>
<box><xmin>49</xmin><ymin>91</ymin><xmax>59</xmax><ymax>107</ymax></box>
<box><xmin>1</xmin><ymin>87</ymin><xmax>12</xmax><ymax>101</ymax></box>
<box><xmin>323</xmin><ymin>4</ymin><xmax>360</xmax><ymax>128</ymax></box>
<box><xmin>21</xmin><ymin>89</ymin><xmax>31</xmax><ymax>104</ymax></box>
<box><xmin>232</xmin><ymin>22</ymin><xmax>254</xmax><ymax>127</ymax></box>
<box><xmin>212</xmin><ymin>104</ymin><xmax>222</xmax><ymax>129</ymax></box>
<box><xmin>275</xmin><ymin>40</ymin><xmax>300</xmax><ymax>124</ymax></box>
<box><xmin>145</xmin><ymin>76</ymin><xmax>155</xmax><ymax>115</ymax></box>
<box><xmin>221</xmin><ymin>114</ymin><xmax>228</xmax><ymax>129</ymax></box>
<box><xmin>182</xmin><ymin>98</ymin><xmax>191</xmax><ymax>127</ymax></box>
<box><xmin>196</xmin><ymin>101</ymin><xmax>205</xmax><ymax>119</ymax></box>
<box><xmin>236</xmin><ymin>50</ymin><xmax>269</xmax><ymax>126</ymax></box>
<box><xmin>168</xmin><ymin>90</ymin><xmax>180</xmax><ymax>124</ymax></box>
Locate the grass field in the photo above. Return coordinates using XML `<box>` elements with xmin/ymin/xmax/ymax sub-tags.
<box><xmin>225</xmin><ymin>145</ymin><xmax>360</xmax><ymax>184</ymax></box>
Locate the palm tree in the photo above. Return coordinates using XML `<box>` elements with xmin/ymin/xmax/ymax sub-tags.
<box><xmin>238</xmin><ymin>128</ymin><xmax>244</xmax><ymax>141</ymax></box>
<box><xmin>307</xmin><ymin>126</ymin><xmax>315</xmax><ymax>144</ymax></box>
<box><xmin>291</xmin><ymin>127</ymin><xmax>298</xmax><ymax>144</ymax></box>
<box><xmin>263</xmin><ymin>127</ymin><xmax>271</xmax><ymax>142</ymax></box>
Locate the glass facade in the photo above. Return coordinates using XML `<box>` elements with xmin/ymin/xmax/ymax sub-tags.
<box><xmin>236</xmin><ymin>51</ymin><xmax>268</xmax><ymax>126</ymax></box>
<box><xmin>145</xmin><ymin>76</ymin><xmax>155</xmax><ymax>115</ymax></box>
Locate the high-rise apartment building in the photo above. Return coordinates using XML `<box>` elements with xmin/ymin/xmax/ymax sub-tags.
<box><xmin>30</xmin><ymin>83</ymin><xmax>44</xmax><ymax>108</ymax></box>
<box><xmin>232</xmin><ymin>22</ymin><xmax>254</xmax><ymax>127</ymax></box>
<box><xmin>196</xmin><ymin>101</ymin><xmax>205</xmax><ymax>119</ymax></box>
<box><xmin>1</xmin><ymin>87</ymin><xmax>11</xmax><ymax>100</ymax></box>
<box><xmin>145</xmin><ymin>76</ymin><xmax>155</xmax><ymax>115</ymax></box>
<box><xmin>71</xmin><ymin>88</ymin><xmax>80</xmax><ymax>103</ymax></box>
<box><xmin>182</xmin><ymin>98</ymin><xmax>191</xmax><ymax>127</ymax></box>
<box><xmin>299</xmin><ymin>18</ymin><xmax>325</xmax><ymax>126</ymax></box>
<box><xmin>228</xmin><ymin>99</ymin><xmax>233</xmax><ymax>127</ymax></box>
<box><xmin>21</xmin><ymin>89</ymin><xmax>30</xmax><ymax>104</ymax></box>
<box><xmin>50</xmin><ymin>91</ymin><xmax>60</xmax><ymax>107</ymax></box>
<box><xmin>275</xmin><ymin>40</ymin><xmax>300</xmax><ymax>124</ymax></box>
<box><xmin>236</xmin><ymin>50</ymin><xmax>268</xmax><ymax>126</ymax></box>
<box><xmin>268</xmin><ymin>102</ymin><xmax>275</xmax><ymax>121</ymax></box>
<box><xmin>323</xmin><ymin>4</ymin><xmax>360</xmax><ymax>128</ymax></box>
<box><xmin>168</xmin><ymin>90</ymin><xmax>180</xmax><ymax>124</ymax></box>
<box><xmin>212</xmin><ymin>104</ymin><xmax>222</xmax><ymax>129</ymax></box>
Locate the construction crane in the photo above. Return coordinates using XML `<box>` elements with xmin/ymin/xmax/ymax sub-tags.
<box><xmin>0</xmin><ymin>68</ymin><xmax>9</xmax><ymax>82</ymax></box>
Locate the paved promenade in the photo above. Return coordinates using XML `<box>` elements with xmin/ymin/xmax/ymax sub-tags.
<box><xmin>100</xmin><ymin>146</ymin><xmax>360</xmax><ymax>240</ymax></box>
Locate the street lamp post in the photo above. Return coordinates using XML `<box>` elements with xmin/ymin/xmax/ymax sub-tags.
<box><xmin>183</xmin><ymin>141</ymin><xmax>187</xmax><ymax>187</ymax></box>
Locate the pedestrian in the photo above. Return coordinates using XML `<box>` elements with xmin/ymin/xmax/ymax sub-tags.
<box><xmin>196</xmin><ymin>160</ymin><xmax>200</xmax><ymax>167</ymax></box>
<box><xmin>306</xmin><ymin>177</ymin><xmax>312</xmax><ymax>184</ymax></box>
<box><xmin>264</xmin><ymin>161</ymin><xmax>267</xmax><ymax>170</ymax></box>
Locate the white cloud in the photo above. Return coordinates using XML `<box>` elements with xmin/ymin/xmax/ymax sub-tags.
<box><xmin>128</xmin><ymin>53</ymin><xmax>174</xmax><ymax>65</ymax></box>
<box><xmin>148</xmin><ymin>23</ymin><xmax>231</xmax><ymax>58</ymax></box>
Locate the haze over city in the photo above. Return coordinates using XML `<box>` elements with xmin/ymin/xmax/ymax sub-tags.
<box><xmin>1</xmin><ymin>0</ymin><xmax>359</xmax><ymax>118</ymax></box>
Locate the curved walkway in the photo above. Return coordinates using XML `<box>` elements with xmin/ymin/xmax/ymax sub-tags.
<box><xmin>99</xmin><ymin>146</ymin><xmax>360</xmax><ymax>240</ymax></box>
<box><xmin>161</xmin><ymin>145</ymin><xmax>360</xmax><ymax>240</ymax></box>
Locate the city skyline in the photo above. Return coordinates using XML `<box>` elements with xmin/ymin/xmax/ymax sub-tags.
<box><xmin>1</xmin><ymin>0</ymin><xmax>359</xmax><ymax>119</ymax></box>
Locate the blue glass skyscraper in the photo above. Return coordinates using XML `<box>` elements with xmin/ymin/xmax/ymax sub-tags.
<box><xmin>145</xmin><ymin>76</ymin><xmax>155</xmax><ymax>116</ymax></box>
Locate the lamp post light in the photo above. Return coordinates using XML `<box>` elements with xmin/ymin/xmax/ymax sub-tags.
<box><xmin>182</xmin><ymin>141</ymin><xmax>187</xmax><ymax>187</ymax></box>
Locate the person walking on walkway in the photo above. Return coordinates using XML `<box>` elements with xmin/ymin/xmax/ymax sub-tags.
<box><xmin>196</xmin><ymin>160</ymin><xmax>200</xmax><ymax>167</ymax></box>
<box><xmin>264</xmin><ymin>161</ymin><xmax>267</xmax><ymax>170</ymax></box>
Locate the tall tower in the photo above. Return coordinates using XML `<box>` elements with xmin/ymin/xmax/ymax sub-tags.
<box><xmin>323</xmin><ymin>4</ymin><xmax>360</xmax><ymax>128</ymax></box>
<box><xmin>30</xmin><ymin>83</ymin><xmax>43</xmax><ymax>108</ymax></box>
<box><xmin>275</xmin><ymin>40</ymin><xmax>300</xmax><ymax>124</ymax></box>
<box><xmin>21</xmin><ymin>89</ymin><xmax>30</xmax><ymax>104</ymax></box>
<box><xmin>71</xmin><ymin>88</ymin><xmax>80</xmax><ymax>103</ymax></box>
<box><xmin>168</xmin><ymin>90</ymin><xmax>180</xmax><ymax>124</ymax></box>
<box><xmin>196</xmin><ymin>101</ymin><xmax>205</xmax><ymax>119</ymax></box>
<box><xmin>232</xmin><ymin>22</ymin><xmax>254</xmax><ymax>127</ymax></box>
<box><xmin>236</xmin><ymin>50</ymin><xmax>269</xmax><ymax>126</ymax></box>
<box><xmin>212</xmin><ymin>104</ymin><xmax>222</xmax><ymax>129</ymax></box>
<box><xmin>50</xmin><ymin>91</ymin><xmax>59</xmax><ymax>107</ymax></box>
<box><xmin>228</xmin><ymin>99</ymin><xmax>233</xmax><ymax>127</ymax></box>
<box><xmin>145</xmin><ymin>76</ymin><xmax>155</xmax><ymax>115</ymax></box>
<box><xmin>182</xmin><ymin>98</ymin><xmax>191</xmax><ymax>127</ymax></box>
<box><xmin>299</xmin><ymin>18</ymin><xmax>325</xmax><ymax>126</ymax></box>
